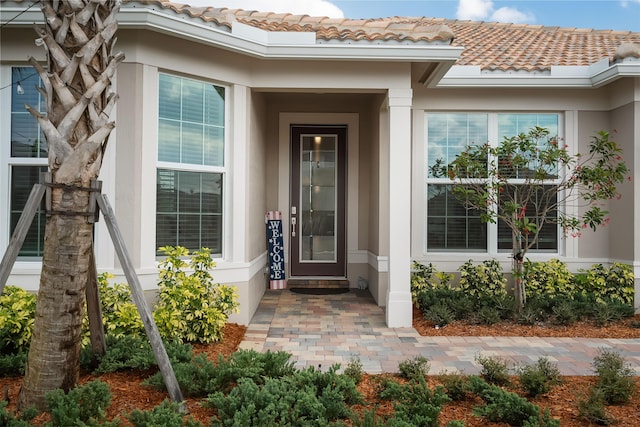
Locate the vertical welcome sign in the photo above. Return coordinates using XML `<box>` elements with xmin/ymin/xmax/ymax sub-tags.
<box><xmin>266</xmin><ymin>211</ymin><xmax>286</xmax><ymax>289</ymax></box>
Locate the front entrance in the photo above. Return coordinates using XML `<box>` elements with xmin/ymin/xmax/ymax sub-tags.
<box><xmin>290</xmin><ymin>125</ymin><xmax>347</xmax><ymax>277</ymax></box>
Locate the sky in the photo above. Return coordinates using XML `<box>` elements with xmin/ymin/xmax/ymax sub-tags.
<box><xmin>182</xmin><ymin>0</ymin><xmax>640</xmax><ymax>32</ymax></box>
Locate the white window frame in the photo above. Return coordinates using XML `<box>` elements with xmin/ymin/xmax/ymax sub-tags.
<box><xmin>1</xmin><ymin>66</ymin><xmax>48</xmax><ymax>260</ymax></box>
<box><xmin>424</xmin><ymin>111</ymin><xmax>564</xmax><ymax>258</ymax></box>
<box><xmin>155</xmin><ymin>72</ymin><xmax>229</xmax><ymax>258</ymax></box>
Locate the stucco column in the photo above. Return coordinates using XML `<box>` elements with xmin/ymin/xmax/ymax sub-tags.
<box><xmin>386</xmin><ymin>88</ymin><xmax>413</xmax><ymax>327</ymax></box>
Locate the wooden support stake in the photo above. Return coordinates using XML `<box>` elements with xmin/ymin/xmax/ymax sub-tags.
<box><xmin>96</xmin><ymin>193</ymin><xmax>185</xmax><ymax>407</ymax></box>
<box><xmin>0</xmin><ymin>184</ymin><xmax>46</xmax><ymax>295</ymax></box>
<box><xmin>85</xmin><ymin>246</ymin><xmax>107</xmax><ymax>357</ymax></box>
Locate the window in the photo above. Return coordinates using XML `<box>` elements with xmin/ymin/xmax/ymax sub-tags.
<box><xmin>156</xmin><ymin>74</ymin><xmax>225</xmax><ymax>255</ymax></box>
<box><xmin>425</xmin><ymin>112</ymin><xmax>560</xmax><ymax>253</ymax></box>
<box><xmin>9</xmin><ymin>67</ymin><xmax>47</xmax><ymax>258</ymax></box>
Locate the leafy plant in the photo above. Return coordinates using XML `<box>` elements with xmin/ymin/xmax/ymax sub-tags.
<box><xmin>475</xmin><ymin>354</ymin><xmax>511</xmax><ymax>386</ymax></box>
<box><xmin>591</xmin><ymin>349</ymin><xmax>636</xmax><ymax>405</ymax></box>
<box><xmin>523</xmin><ymin>259</ymin><xmax>576</xmax><ymax>299</ymax></box>
<box><xmin>93</xmin><ymin>272</ymin><xmax>144</xmax><ymax>340</ymax></box>
<box><xmin>44</xmin><ymin>380</ymin><xmax>114</xmax><ymax>427</ymax></box>
<box><xmin>446</xmin><ymin>421</ymin><xmax>466</xmax><ymax>427</ymax></box>
<box><xmin>458</xmin><ymin>260</ymin><xmax>507</xmax><ymax>299</ymax></box>
<box><xmin>576</xmin><ymin>262</ymin><xmax>635</xmax><ymax>305</ymax></box>
<box><xmin>153</xmin><ymin>246</ymin><xmax>239</xmax><ymax>343</ymax></box>
<box><xmin>0</xmin><ymin>286</ymin><xmax>36</xmax><ymax>354</ymax></box>
<box><xmin>398</xmin><ymin>355</ymin><xmax>430</xmax><ymax>380</ymax></box>
<box><xmin>517</xmin><ymin>357</ymin><xmax>562</xmax><ymax>397</ymax></box>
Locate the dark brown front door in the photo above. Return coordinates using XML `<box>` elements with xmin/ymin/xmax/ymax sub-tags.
<box><xmin>290</xmin><ymin>125</ymin><xmax>347</xmax><ymax>277</ymax></box>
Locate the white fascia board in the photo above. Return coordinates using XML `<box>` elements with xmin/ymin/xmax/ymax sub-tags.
<box><xmin>438</xmin><ymin>61</ymin><xmax>640</xmax><ymax>88</ymax></box>
<box><xmin>0</xmin><ymin>5</ymin><xmax>462</xmax><ymax>63</ymax></box>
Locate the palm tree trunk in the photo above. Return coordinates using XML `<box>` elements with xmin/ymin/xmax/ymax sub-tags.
<box><xmin>17</xmin><ymin>0</ymin><xmax>123</xmax><ymax>410</ymax></box>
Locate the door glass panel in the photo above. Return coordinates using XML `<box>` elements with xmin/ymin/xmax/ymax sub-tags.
<box><xmin>300</xmin><ymin>135</ymin><xmax>337</xmax><ymax>262</ymax></box>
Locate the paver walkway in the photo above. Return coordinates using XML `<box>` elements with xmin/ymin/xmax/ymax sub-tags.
<box><xmin>239</xmin><ymin>289</ymin><xmax>640</xmax><ymax>375</ymax></box>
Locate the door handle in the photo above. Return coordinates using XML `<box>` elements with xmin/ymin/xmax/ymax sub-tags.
<box><xmin>291</xmin><ymin>217</ymin><xmax>297</xmax><ymax>237</ymax></box>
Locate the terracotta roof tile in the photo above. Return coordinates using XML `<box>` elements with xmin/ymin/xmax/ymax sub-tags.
<box><xmin>5</xmin><ymin>0</ymin><xmax>640</xmax><ymax>70</ymax></box>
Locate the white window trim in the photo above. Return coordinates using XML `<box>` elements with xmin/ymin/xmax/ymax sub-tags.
<box><xmin>1</xmin><ymin>65</ymin><xmax>49</xmax><ymax>261</ymax></box>
<box><xmin>155</xmin><ymin>72</ymin><xmax>230</xmax><ymax>260</ymax></box>
<box><xmin>423</xmin><ymin>111</ymin><xmax>565</xmax><ymax>260</ymax></box>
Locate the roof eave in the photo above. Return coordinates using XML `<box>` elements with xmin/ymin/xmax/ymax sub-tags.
<box><xmin>0</xmin><ymin>4</ymin><xmax>463</xmax><ymax>63</ymax></box>
<box><xmin>437</xmin><ymin>62</ymin><xmax>640</xmax><ymax>88</ymax></box>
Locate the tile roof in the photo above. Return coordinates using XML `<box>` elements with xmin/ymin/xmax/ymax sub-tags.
<box><xmin>6</xmin><ymin>0</ymin><xmax>640</xmax><ymax>71</ymax></box>
<box><xmin>130</xmin><ymin>1</ymin><xmax>640</xmax><ymax>71</ymax></box>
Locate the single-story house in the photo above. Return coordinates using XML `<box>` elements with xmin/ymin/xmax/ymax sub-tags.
<box><xmin>1</xmin><ymin>0</ymin><xmax>639</xmax><ymax>327</ymax></box>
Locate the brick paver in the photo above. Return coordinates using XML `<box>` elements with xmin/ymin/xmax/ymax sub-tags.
<box><xmin>239</xmin><ymin>289</ymin><xmax>640</xmax><ymax>375</ymax></box>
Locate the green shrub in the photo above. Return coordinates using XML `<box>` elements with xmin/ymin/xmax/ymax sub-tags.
<box><xmin>517</xmin><ymin>357</ymin><xmax>562</xmax><ymax>397</ymax></box>
<box><xmin>474</xmin><ymin>305</ymin><xmax>502</xmax><ymax>325</ymax></box>
<box><xmin>591</xmin><ymin>349</ymin><xmax>636</xmax><ymax>405</ymax></box>
<box><xmin>44</xmin><ymin>380</ymin><xmax>113</xmax><ymax>427</ymax></box>
<box><xmin>475</xmin><ymin>354</ymin><xmax>510</xmax><ymax>386</ymax></box>
<box><xmin>551</xmin><ymin>299</ymin><xmax>578</xmax><ymax>325</ymax></box>
<box><xmin>0</xmin><ymin>286</ymin><xmax>36</xmax><ymax>354</ymax></box>
<box><xmin>424</xmin><ymin>302</ymin><xmax>455</xmax><ymax>327</ymax></box>
<box><xmin>446</xmin><ymin>421</ymin><xmax>466</xmax><ymax>427</ymax></box>
<box><xmin>145</xmin><ymin>354</ymin><xmax>217</xmax><ymax>397</ymax></box>
<box><xmin>458</xmin><ymin>260</ymin><xmax>507</xmax><ymax>299</ymax></box>
<box><xmin>153</xmin><ymin>246</ymin><xmax>239</xmax><ymax>343</ymax></box>
<box><xmin>380</xmin><ymin>377</ymin><xmax>450</xmax><ymax>427</ymax></box>
<box><xmin>398</xmin><ymin>355</ymin><xmax>430</xmax><ymax>380</ymax></box>
<box><xmin>93</xmin><ymin>272</ymin><xmax>145</xmax><ymax>340</ymax></box>
<box><xmin>438</xmin><ymin>371</ymin><xmax>471</xmax><ymax>401</ymax></box>
<box><xmin>415</xmin><ymin>287</ymin><xmax>461</xmax><ymax>317</ymax></box>
<box><xmin>129</xmin><ymin>400</ymin><xmax>203</xmax><ymax>427</ymax></box>
<box><xmin>0</xmin><ymin>400</ymin><xmax>36</xmax><ymax>427</ymax></box>
<box><xmin>0</xmin><ymin>350</ymin><xmax>27</xmax><ymax>377</ymax></box>
<box><xmin>343</xmin><ymin>356</ymin><xmax>364</xmax><ymax>384</ymax></box>
<box><xmin>81</xmin><ymin>335</ymin><xmax>193</xmax><ymax>374</ymax></box>
<box><xmin>468</xmin><ymin>376</ymin><xmax>542</xmax><ymax>427</ymax></box>
<box><xmin>411</xmin><ymin>262</ymin><xmax>454</xmax><ymax>299</ymax></box>
<box><xmin>577</xmin><ymin>388</ymin><xmax>615</xmax><ymax>425</ymax></box>
<box><xmin>207</xmin><ymin>365</ymin><xmax>361</xmax><ymax>426</ymax></box>
<box><xmin>146</xmin><ymin>349</ymin><xmax>297</xmax><ymax>396</ymax></box>
<box><xmin>523</xmin><ymin>259</ymin><xmax>575</xmax><ymax>298</ymax></box>
<box><xmin>576</xmin><ymin>262</ymin><xmax>634</xmax><ymax>305</ymax></box>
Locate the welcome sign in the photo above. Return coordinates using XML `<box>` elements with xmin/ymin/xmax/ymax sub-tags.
<box><xmin>266</xmin><ymin>211</ymin><xmax>286</xmax><ymax>289</ymax></box>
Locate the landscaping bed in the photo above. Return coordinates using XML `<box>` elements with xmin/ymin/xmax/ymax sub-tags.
<box><xmin>2</xmin><ymin>322</ymin><xmax>640</xmax><ymax>426</ymax></box>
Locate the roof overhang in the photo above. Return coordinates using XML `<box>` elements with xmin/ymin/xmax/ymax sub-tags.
<box><xmin>0</xmin><ymin>2</ymin><xmax>463</xmax><ymax>65</ymax></box>
<box><xmin>436</xmin><ymin>58</ymin><xmax>640</xmax><ymax>88</ymax></box>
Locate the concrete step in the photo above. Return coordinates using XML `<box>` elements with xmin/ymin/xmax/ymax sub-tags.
<box><xmin>287</xmin><ymin>279</ymin><xmax>349</xmax><ymax>289</ymax></box>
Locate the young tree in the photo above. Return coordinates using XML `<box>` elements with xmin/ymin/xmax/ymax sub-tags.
<box><xmin>17</xmin><ymin>0</ymin><xmax>124</xmax><ymax>410</ymax></box>
<box><xmin>432</xmin><ymin>127</ymin><xmax>628</xmax><ymax>309</ymax></box>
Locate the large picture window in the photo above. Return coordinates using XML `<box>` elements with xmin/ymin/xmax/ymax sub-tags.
<box><xmin>425</xmin><ymin>112</ymin><xmax>560</xmax><ymax>253</ymax></box>
<box><xmin>9</xmin><ymin>67</ymin><xmax>47</xmax><ymax>258</ymax></box>
<box><xmin>156</xmin><ymin>74</ymin><xmax>225</xmax><ymax>255</ymax></box>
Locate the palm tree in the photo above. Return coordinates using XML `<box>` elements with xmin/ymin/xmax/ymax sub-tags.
<box><xmin>17</xmin><ymin>0</ymin><xmax>124</xmax><ymax>410</ymax></box>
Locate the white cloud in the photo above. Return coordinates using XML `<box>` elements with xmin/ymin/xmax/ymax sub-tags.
<box><xmin>621</xmin><ymin>0</ymin><xmax>640</xmax><ymax>6</ymax></box>
<box><xmin>456</xmin><ymin>0</ymin><xmax>535</xmax><ymax>24</ymax></box>
<box><xmin>490</xmin><ymin>7</ymin><xmax>535</xmax><ymax>24</ymax></box>
<box><xmin>456</xmin><ymin>0</ymin><xmax>494</xmax><ymax>20</ymax></box>
<box><xmin>179</xmin><ymin>0</ymin><xmax>344</xmax><ymax>18</ymax></box>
